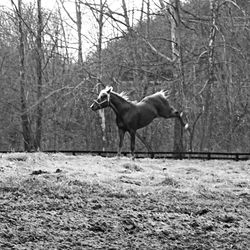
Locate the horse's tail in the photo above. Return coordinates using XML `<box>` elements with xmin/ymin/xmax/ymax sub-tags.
<box><xmin>160</xmin><ymin>89</ymin><xmax>170</xmax><ymax>99</ymax></box>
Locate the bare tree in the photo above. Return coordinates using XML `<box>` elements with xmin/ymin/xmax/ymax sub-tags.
<box><xmin>200</xmin><ymin>0</ymin><xmax>218</xmax><ymax>151</ymax></box>
<box><xmin>59</xmin><ymin>0</ymin><xmax>84</xmax><ymax>65</ymax></box>
<box><xmin>83</xmin><ymin>0</ymin><xmax>108</xmax><ymax>150</ymax></box>
<box><xmin>12</xmin><ymin>0</ymin><xmax>34</xmax><ymax>151</ymax></box>
<box><xmin>159</xmin><ymin>0</ymin><xmax>186</xmax><ymax>154</ymax></box>
<box><xmin>75</xmin><ymin>0</ymin><xmax>83</xmax><ymax>65</ymax></box>
<box><xmin>34</xmin><ymin>0</ymin><xmax>43</xmax><ymax>150</ymax></box>
<box><xmin>121</xmin><ymin>0</ymin><xmax>140</xmax><ymax>84</ymax></box>
<box><xmin>97</xmin><ymin>0</ymin><xmax>106</xmax><ymax>151</ymax></box>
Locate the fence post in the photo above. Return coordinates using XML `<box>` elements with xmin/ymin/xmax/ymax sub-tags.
<box><xmin>235</xmin><ymin>153</ymin><xmax>239</xmax><ymax>161</ymax></box>
<box><xmin>207</xmin><ymin>153</ymin><xmax>211</xmax><ymax>160</ymax></box>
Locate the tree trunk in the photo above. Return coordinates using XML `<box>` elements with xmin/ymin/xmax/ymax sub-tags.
<box><xmin>75</xmin><ymin>0</ymin><xmax>83</xmax><ymax>65</ymax></box>
<box><xmin>97</xmin><ymin>0</ymin><xmax>106</xmax><ymax>151</ymax></box>
<box><xmin>16</xmin><ymin>0</ymin><xmax>34</xmax><ymax>151</ymax></box>
<box><xmin>121</xmin><ymin>0</ymin><xmax>140</xmax><ymax>85</ymax></box>
<box><xmin>34</xmin><ymin>0</ymin><xmax>43</xmax><ymax>150</ymax></box>
<box><xmin>200</xmin><ymin>0</ymin><xmax>218</xmax><ymax>151</ymax></box>
<box><xmin>168</xmin><ymin>0</ymin><xmax>185</xmax><ymax>155</ymax></box>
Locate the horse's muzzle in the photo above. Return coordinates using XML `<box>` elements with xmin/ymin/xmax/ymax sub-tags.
<box><xmin>90</xmin><ymin>99</ymin><xmax>109</xmax><ymax>111</ymax></box>
<box><xmin>90</xmin><ymin>100</ymin><xmax>100</xmax><ymax>111</ymax></box>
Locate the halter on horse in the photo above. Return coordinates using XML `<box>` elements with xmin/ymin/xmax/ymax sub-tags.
<box><xmin>90</xmin><ymin>86</ymin><xmax>189</xmax><ymax>159</ymax></box>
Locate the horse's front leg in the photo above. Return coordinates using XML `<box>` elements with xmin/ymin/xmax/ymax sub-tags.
<box><xmin>117</xmin><ymin>128</ymin><xmax>125</xmax><ymax>157</ymax></box>
<box><xmin>130</xmin><ymin>131</ymin><xmax>136</xmax><ymax>160</ymax></box>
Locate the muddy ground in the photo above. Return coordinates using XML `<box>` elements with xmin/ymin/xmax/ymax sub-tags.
<box><xmin>0</xmin><ymin>153</ymin><xmax>249</xmax><ymax>249</ymax></box>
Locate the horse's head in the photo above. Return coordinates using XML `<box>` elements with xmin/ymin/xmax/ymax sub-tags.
<box><xmin>90</xmin><ymin>86</ymin><xmax>113</xmax><ymax>111</ymax></box>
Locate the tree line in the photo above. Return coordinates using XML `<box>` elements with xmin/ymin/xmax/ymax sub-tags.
<box><xmin>0</xmin><ymin>0</ymin><xmax>249</xmax><ymax>153</ymax></box>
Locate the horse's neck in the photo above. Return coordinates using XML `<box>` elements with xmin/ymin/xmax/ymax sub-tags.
<box><xmin>110</xmin><ymin>92</ymin><xmax>132</xmax><ymax>115</ymax></box>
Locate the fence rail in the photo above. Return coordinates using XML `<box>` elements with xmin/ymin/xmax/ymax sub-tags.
<box><xmin>1</xmin><ymin>150</ymin><xmax>249</xmax><ymax>161</ymax></box>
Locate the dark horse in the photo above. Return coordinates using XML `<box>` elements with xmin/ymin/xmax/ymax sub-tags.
<box><xmin>90</xmin><ymin>86</ymin><xmax>188</xmax><ymax>159</ymax></box>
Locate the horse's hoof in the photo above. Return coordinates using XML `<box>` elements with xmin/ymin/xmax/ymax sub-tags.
<box><xmin>180</xmin><ymin>112</ymin><xmax>183</xmax><ymax>117</ymax></box>
<box><xmin>184</xmin><ymin>123</ymin><xmax>189</xmax><ymax>130</ymax></box>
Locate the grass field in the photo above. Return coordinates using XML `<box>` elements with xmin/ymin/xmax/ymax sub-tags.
<box><xmin>0</xmin><ymin>153</ymin><xmax>249</xmax><ymax>249</ymax></box>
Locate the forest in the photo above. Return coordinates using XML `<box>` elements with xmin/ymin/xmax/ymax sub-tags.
<box><xmin>0</xmin><ymin>0</ymin><xmax>249</xmax><ymax>153</ymax></box>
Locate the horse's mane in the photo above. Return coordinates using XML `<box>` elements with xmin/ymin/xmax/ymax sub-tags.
<box><xmin>117</xmin><ymin>91</ymin><xmax>130</xmax><ymax>101</ymax></box>
<box><xmin>111</xmin><ymin>89</ymin><xmax>137</xmax><ymax>103</ymax></box>
<box><xmin>104</xmin><ymin>86</ymin><xmax>169</xmax><ymax>103</ymax></box>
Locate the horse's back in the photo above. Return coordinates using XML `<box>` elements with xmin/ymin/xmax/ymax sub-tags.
<box><xmin>140</xmin><ymin>92</ymin><xmax>173</xmax><ymax>118</ymax></box>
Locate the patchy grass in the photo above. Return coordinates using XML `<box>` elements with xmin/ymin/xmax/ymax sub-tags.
<box><xmin>0</xmin><ymin>153</ymin><xmax>249</xmax><ymax>249</ymax></box>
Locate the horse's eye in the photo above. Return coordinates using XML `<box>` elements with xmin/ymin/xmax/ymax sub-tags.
<box><xmin>100</xmin><ymin>94</ymin><xmax>107</xmax><ymax>100</ymax></box>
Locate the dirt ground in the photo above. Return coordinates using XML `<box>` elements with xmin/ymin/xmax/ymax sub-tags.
<box><xmin>0</xmin><ymin>153</ymin><xmax>249</xmax><ymax>249</ymax></box>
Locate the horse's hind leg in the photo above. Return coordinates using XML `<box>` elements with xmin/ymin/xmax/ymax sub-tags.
<box><xmin>129</xmin><ymin>131</ymin><xmax>136</xmax><ymax>160</ymax></box>
<box><xmin>169</xmin><ymin>108</ymin><xmax>189</xmax><ymax>130</ymax></box>
<box><xmin>179</xmin><ymin>112</ymin><xmax>189</xmax><ymax>130</ymax></box>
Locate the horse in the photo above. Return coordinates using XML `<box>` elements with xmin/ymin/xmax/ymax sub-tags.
<box><xmin>90</xmin><ymin>86</ymin><xmax>189</xmax><ymax>159</ymax></box>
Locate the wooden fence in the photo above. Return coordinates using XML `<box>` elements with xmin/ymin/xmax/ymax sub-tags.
<box><xmin>1</xmin><ymin>150</ymin><xmax>249</xmax><ymax>161</ymax></box>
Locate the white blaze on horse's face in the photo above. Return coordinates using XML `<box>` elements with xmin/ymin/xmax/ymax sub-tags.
<box><xmin>90</xmin><ymin>86</ymin><xmax>113</xmax><ymax>111</ymax></box>
<box><xmin>97</xmin><ymin>90</ymin><xmax>108</xmax><ymax>102</ymax></box>
<box><xmin>97</xmin><ymin>86</ymin><xmax>113</xmax><ymax>103</ymax></box>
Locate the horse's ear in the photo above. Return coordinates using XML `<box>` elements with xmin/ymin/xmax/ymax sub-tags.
<box><xmin>107</xmin><ymin>86</ymin><xmax>113</xmax><ymax>93</ymax></box>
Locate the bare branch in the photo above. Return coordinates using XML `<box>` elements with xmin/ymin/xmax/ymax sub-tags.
<box><xmin>142</xmin><ymin>36</ymin><xmax>177</xmax><ymax>63</ymax></box>
<box><xmin>10</xmin><ymin>0</ymin><xmax>37</xmax><ymax>38</ymax></box>
<box><xmin>58</xmin><ymin>0</ymin><xmax>77</xmax><ymax>24</ymax></box>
